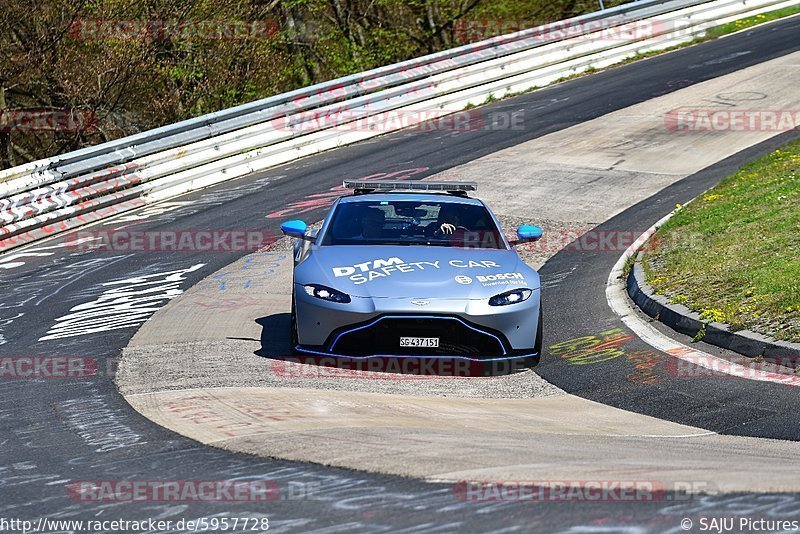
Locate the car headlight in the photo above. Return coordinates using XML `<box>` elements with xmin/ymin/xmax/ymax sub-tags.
<box><xmin>489</xmin><ymin>288</ymin><xmax>533</xmax><ymax>306</ymax></box>
<box><xmin>304</xmin><ymin>284</ymin><xmax>351</xmax><ymax>303</ymax></box>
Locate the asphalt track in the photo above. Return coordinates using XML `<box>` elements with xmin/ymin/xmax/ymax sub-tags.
<box><xmin>1</xmin><ymin>16</ymin><xmax>800</xmax><ymax>532</ymax></box>
<box><xmin>536</xmin><ymin>129</ymin><xmax>800</xmax><ymax>440</ymax></box>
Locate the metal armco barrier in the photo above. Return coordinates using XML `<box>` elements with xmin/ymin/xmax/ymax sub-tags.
<box><xmin>1</xmin><ymin>0</ymin><xmax>797</xmax><ymax>252</ymax></box>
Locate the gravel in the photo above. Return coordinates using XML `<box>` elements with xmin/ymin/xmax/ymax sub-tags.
<box><xmin>119</xmin><ymin>339</ymin><xmax>564</xmax><ymax>398</ymax></box>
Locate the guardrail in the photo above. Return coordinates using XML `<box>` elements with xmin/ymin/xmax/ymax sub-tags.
<box><xmin>1</xmin><ymin>0</ymin><xmax>796</xmax><ymax>252</ymax></box>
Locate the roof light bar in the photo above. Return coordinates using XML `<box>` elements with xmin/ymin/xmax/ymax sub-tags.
<box><xmin>343</xmin><ymin>180</ymin><xmax>478</xmax><ymax>195</ymax></box>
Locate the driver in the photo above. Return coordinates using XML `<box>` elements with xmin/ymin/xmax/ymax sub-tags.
<box><xmin>435</xmin><ymin>205</ymin><xmax>461</xmax><ymax>235</ymax></box>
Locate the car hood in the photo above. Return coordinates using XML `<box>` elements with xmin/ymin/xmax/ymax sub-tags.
<box><xmin>295</xmin><ymin>245</ymin><xmax>539</xmax><ymax>299</ymax></box>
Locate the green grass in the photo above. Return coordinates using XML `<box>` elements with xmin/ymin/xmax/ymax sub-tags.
<box><xmin>642</xmin><ymin>140</ymin><xmax>800</xmax><ymax>342</ymax></box>
<box><xmin>706</xmin><ymin>5</ymin><xmax>800</xmax><ymax>38</ymax></box>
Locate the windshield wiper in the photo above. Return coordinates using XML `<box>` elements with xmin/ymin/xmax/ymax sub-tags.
<box><xmin>375</xmin><ymin>241</ymin><xmax>421</xmax><ymax>246</ymax></box>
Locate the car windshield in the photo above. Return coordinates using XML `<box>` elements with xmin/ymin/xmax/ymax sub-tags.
<box><xmin>321</xmin><ymin>199</ymin><xmax>505</xmax><ymax>249</ymax></box>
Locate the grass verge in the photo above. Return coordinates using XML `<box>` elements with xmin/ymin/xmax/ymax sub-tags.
<box><xmin>641</xmin><ymin>139</ymin><xmax>800</xmax><ymax>342</ymax></box>
<box><xmin>706</xmin><ymin>4</ymin><xmax>800</xmax><ymax>38</ymax></box>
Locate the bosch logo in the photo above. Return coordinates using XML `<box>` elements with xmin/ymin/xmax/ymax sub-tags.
<box><xmin>476</xmin><ymin>272</ymin><xmax>525</xmax><ymax>283</ymax></box>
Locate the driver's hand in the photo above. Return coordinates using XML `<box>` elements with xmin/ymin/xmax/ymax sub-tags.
<box><xmin>439</xmin><ymin>223</ymin><xmax>456</xmax><ymax>234</ymax></box>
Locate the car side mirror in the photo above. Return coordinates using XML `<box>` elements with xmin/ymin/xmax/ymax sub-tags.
<box><xmin>512</xmin><ymin>225</ymin><xmax>543</xmax><ymax>245</ymax></box>
<box><xmin>281</xmin><ymin>220</ymin><xmax>315</xmax><ymax>242</ymax></box>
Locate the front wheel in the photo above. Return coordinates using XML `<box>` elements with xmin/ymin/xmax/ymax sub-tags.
<box><xmin>290</xmin><ymin>292</ymin><xmax>300</xmax><ymax>355</ymax></box>
<box><xmin>533</xmin><ymin>307</ymin><xmax>543</xmax><ymax>357</ymax></box>
<box><xmin>522</xmin><ymin>308</ymin><xmax>543</xmax><ymax>369</ymax></box>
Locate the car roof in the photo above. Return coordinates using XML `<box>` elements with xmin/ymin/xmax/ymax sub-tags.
<box><xmin>338</xmin><ymin>193</ymin><xmax>484</xmax><ymax>206</ymax></box>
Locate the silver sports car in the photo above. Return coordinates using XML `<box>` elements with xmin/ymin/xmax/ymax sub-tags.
<box><xmin>280</xmin><ymin>180</ymin><xmax>543</xmax><ymax>363</ymax></box>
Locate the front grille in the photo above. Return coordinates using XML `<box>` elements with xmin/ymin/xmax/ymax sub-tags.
<box><xmin>328</xmin><ymin>316</ymin><xmax>507</xmax><ymax>357</ymax></box>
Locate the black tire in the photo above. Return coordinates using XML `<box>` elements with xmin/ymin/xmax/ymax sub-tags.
<box><xmin>534</xmin><ymin>306</ymin><xmax>543</xmax><ymax>357</ymax></box>
<box><xmin>290</xmin><ymin>291</ymin><xmax>300</xmax><ymax>355</ymax></box>
<box><xmin>522</xmin><ymin>307</ymin><xmax>543</xmax><ymax>369</ymax></box>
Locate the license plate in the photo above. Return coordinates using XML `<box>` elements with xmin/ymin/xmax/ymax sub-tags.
<box><xmin>400</xmin><ymin>337</ymin><xmax>440</xmax><ymax>348</ymax></box>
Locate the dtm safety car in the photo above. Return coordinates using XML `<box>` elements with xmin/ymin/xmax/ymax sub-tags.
<box><xmin>281</xmin><ymin>180</ymin><xmax>543</xmax><ymax>363</ymax></box>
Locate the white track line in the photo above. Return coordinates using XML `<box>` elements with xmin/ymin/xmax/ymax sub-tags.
<box><xmin>606</xmin><ymin>211</ymin><xmax>800</xmax><ymax>388</ymax></box>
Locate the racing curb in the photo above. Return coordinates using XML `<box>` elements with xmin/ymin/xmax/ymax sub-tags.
<box><xmin>626</xmin><ymin>254</ymin><xmax>800</xmax><ymax>365</ymax></box>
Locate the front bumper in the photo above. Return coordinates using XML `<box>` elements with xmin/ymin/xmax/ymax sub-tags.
<box><xmin>294</xmin><ymin>285</ymin><xmax>540</xmax><ymax>359</ymax></box>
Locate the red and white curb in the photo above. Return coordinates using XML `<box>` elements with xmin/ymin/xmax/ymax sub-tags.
<box><xmin>606</xmin><ymin>211</ymin><xmax>800</xmax><ymax>388</ymax></box>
